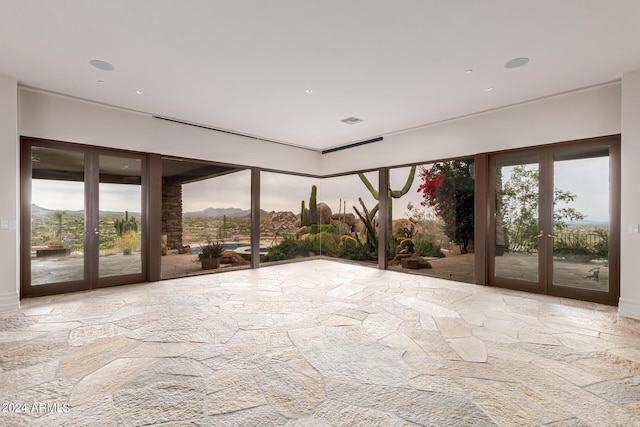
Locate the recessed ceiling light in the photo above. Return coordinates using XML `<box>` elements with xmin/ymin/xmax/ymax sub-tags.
<box><xmin>135</xmin><ymin>90</ymin><xmax>144</xmax><ymax>95</ymax></box>
<box><xmin>484</xmin><ymin>87</ymin><xmax>494</xmax><ymax>92</ymax></box>
<box><xmin>305</xmin><ymin>89</ymin><xmax>313</xmax><ymax>94</ymax></box>
<box><xmin>89</xmin><ymin>59</ymin><xmax>115</xmax><ymax>71</ymax></box>
<box><xmin>465</xmin><ymin>69</ymin><xmax>473</xmax><ymax>74</ymax></box>
<box><xmin>504</xmin><ymin>57</ymin><xmax>530</xmax><ymax>69</ymax></box>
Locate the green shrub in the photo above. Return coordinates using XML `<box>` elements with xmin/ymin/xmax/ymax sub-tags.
<box><xmin>340</xmin><ymin>235</ymin><xmax>358</xmax><ymax>249</ymax></box>
<box><xmin>300</xmin><ymin>225</ymin><xmax>335</xmax><ymax>234</ymax></box>
<box><xmin>398</xmin><ymin>238</ymin><xmax>415</xmax><ymax>252</ymax></box>
<box><xmin>318</xmin><ymin>224</ymin><xmax>336</xmax><ymax>233</ymax></box>
<box><xmin>554</xmin><ymin>233</ymin><xmax>592</xmax><ymax>257</ymax></box>
<box><xmin>337</xmin><ymin>242</ymin><xmax>376</xmax><ymax>261</ymax></box>
<box><xmin>305</xmin><ymin>231</ymin><xmax>338</xmax><ymax>254</ymax></box>
<box><xmin>262</xmin><ymin>232</ymin><xmax>340</xmax><ymax>261</ymax></box>
<box><xmin>262</xmin><ymin>238</ymin><xmax>314</xmax><ymax>262</ymax></box>
<box><xmin>592</xmin><ymin>229</ymin><xmax>609</xmax><ymax>260</ymax></box>
<box><xmin>414</xmin><ymin>237</ymin><xmax>445</xmax><ymax>258</ymax></box>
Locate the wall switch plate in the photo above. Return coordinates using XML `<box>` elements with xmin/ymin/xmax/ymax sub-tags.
<box><xmin>0</xmin><ymin>220</ymin><xmax>7</xmax><ymax>230</ymax></box>
<box><xmin>629</xmin><ymin>224</ymin><xmax>639</xmax><ymax>234</ymax></box>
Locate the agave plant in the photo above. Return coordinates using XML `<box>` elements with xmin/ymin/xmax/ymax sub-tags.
<box><xmin>198</xmin><ymin>240</ymin><xmax>225</xmax><ymax>259</ymax></box>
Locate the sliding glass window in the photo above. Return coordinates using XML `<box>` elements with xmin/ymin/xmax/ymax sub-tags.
<box><xmin>259</xmin><ymin>172</ymin><xmax>322</xmax><ymax>264</ymax></box>
<box><xmin>160</xmin><ymin>159</ymin><xmax>251</xmax><ymax>279</ymax></box>
<box><xmin>387</xmin><ymin>160</ymin><xmax>475</xmax><ymax>283</ymax></box>
<box><xmin>319</xmin><ymin>171</ymin><xmax>379</xmax><ymax>267</ymax></box>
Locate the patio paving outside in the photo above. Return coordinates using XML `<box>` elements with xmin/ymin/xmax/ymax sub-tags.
<box><xmin>31</xmin><ymin>250</ymin><xmax>610</xmax><ymax>294</ymax></box>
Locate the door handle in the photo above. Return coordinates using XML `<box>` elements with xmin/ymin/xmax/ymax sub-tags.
<box><xmin>547</xmin><ymin>234</ymin><xmax>555</xmax><ymax>239</ymax></box>
<box><xmin>536</xmin><ymin>231</ymin><xmax>544</xmax><ymax>238</ymax></box>
<box><xmin>94</xmin><ymin>228</ymin><xmax>100</xmax><ymax>235</ymax></box>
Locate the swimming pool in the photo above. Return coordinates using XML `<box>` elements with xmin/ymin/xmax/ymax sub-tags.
<box><xmin>191</xmin><ymin>243</ymin><xmax>267</xmax><ymax>254</ymax></box>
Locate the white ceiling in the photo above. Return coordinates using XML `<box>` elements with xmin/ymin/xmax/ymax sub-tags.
<box><xmin>2</xmin><ymin>1</ymin><xmax>640</xmax><ymax>151</ymax></box>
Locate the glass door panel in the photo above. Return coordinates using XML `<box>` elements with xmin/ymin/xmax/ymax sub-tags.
<box><xmin>493</xmin><ymin>154</ymin><xmax>542</xmax><ymax>288</ymax></box>
<box><xmin>488</xmin><ymin>136</ymin><xmax>619</xmax><ymax>305</ymax></box>
<box><xmin>29</xmin><ymin>146</ymin><xmax>86</xmax><ymax>287</ymax></box>
<box><xmin>161</xmin><ymin>158</ymin><xmax>252</xmax><ymax>279</ymax></box>
<box><xmin>22</xmin><ymin>140</ymin><xmax>148</xmax><ymax>297</ymax></box>
<box><xmin>98</xmin><ymin>155</ymin><xmax>143</xmax><ymax>278</ymax></box>
<box><xmin>552</xmin><ymin>147</ymin><xmax>610</xmax><ymax>293</ymax></box>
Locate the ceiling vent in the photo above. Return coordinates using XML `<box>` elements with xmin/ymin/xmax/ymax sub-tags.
<box><xmin>341</xmin><ymin>117</ymin><xmax>363</xmax><ymax>125</ymax></box>
<box><xmin>321</xmin><ymin>137</ymin><xmax>383</xmax><ymax>154</ymax></box>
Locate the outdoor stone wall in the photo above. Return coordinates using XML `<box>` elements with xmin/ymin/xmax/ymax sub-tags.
<box><xmin>162</xmin><ymin>182</ymin><xmax>183</xmax><ymax>249</ymax></box>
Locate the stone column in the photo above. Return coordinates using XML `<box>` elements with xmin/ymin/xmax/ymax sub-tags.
<box><xmin>161</xmin><ymin>182</ymin><xmax>183</xmax><ymax>249</ymax></box>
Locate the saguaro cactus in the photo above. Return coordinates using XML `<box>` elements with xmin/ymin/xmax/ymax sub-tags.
<box><xmin>300</xmin><ymin>200</ymin><xmax>310</xmax><ymax>227</ymax></box>
<box><xmin>359</xmin><ymin>166</ymin><xmax>416</xmax><ymax>256</ymax></box>
<box><xmin>309</xmin><ymin>185</ymin><xmax>318</xmax><ymax>234</ymax></box>
<box><xmin>222</xmin><ymin>215</ymin><xmax>227</xmax><ymax>239</ymax></box>
<box><xmin>114</xmin><ymin>211</ymin><xmax>138</xmax><ymax>237</ymax></box>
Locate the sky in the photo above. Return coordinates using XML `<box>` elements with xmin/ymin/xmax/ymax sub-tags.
<box><xmin>31</xmin><ymin>157</ymin><xmax>610</xmax><ymax>223</ymax></box>
<box><xmin>500</xmin><ymin>156</ymin><xmax>610</xmax><ymax>223</ymax></box>
<box><xmin>182</xmin><ymin>170</ymin><xmax>385</xmax><ymax>216</ymax></box>
<box><xmin>554</xmin><ymin>156</ymin><xmax>609</xmax><ymax>222</ymax></box>
<box><xmin>32</xmin><ymin>181</ymin><xmax>141</xmax><ymax>213</ymax></box>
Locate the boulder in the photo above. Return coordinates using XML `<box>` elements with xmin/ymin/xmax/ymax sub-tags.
<box><xmin>317</xmin><ymin>202</ymin><xmax>333</xmax><ymax>225</ymax></box>
<box><xmin>400</xmin><ymin>256</ymin><xmax>432</xmax><ymax>269</ymax></box>
<box><xmin>331</xmin><ymin>212</ymin><xmax>357</xmax><ymax>226</ymax></box>
<box><xmin>220</xmin><ymin>250</ymin><xmax>249</xmax><ymax>266</ymax></box>
<box><xmin>389</xmin><ymin>253</ymin><xmax>411</xmax><ymax>266</ymax></box>
<box><xmin>270</xmin><ymin>211</ymin><xmax>298</xmax><ymax>234</ymax></box>
<box><xmin>392</xmin><ymin>218</ymin><xmax>417</xmax><ymax>238</ymax></box>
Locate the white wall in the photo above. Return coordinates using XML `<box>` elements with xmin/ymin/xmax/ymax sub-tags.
<box><xmin>320</xmin><ymin>83</ymin><xmax>621</xmax><ymax>174</ymax></box>
<box><xmin>19</xmin><ymin>89</ymin><xmax>322</xmax><ymax>175</ymax></box>
<box><xmin>619</xmin><ymin>71</ymin><xmax>640</xmax><ymax>319</ymax></box>
<box><xmin>0</xmin><ymin>75</ymin><xmax>19</xmax><ymax>310</ymax></box>
<box><xmin>20</xmin><ymin>84</ymin><xmax>622</xmax><ymax>179</ymax></box>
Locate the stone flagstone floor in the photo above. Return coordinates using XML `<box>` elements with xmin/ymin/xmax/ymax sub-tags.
<box><xmin>2</xmin><ymin>259</ymin><xmax>640</xmax><ymax>426</ymax></box>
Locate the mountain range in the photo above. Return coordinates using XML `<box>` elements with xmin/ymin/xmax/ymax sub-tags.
<box><xmin>31</xmin><ymin>204</ymin><xmax>139</xmax><ymax>217</ymax></box>
<box><xmin>32</xmin><ymin>204</ymin><xmax>278</xmax><ymax>219</ymax></box>
<box><xmin>183</xmin><ymin>207</ymin><xmax>251</xmax><ymax>218</ymax></box>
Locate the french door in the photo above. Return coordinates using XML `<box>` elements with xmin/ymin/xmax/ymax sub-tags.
<box><xmin>21</xmin><ymin>139</ymin><xmax>147</xmax><ymax>297</ymax></box>
<box><xmin>488</xmin><ymin>136</ymin><xmax>620</xmax><ymax>305</ymax></box>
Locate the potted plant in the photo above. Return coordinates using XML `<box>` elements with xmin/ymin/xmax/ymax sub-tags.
<box><xmin>198</xmin><ymin>240</ymin><xmax>225</xmax><ymax>270</ymax></box>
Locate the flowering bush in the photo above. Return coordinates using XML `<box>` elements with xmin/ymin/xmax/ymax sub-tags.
<box><xmin>417</xmin><ymin>160</ymin><xmax>474</xmax><ymax>253</ymax></box>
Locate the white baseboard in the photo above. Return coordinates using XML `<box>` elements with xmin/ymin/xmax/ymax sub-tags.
<box><xmin>618</xmin><ymin>298</ymin><xmax>640</xmax><ymax>320</ymax></box>
<box><xmin>0</xmin><ymin>292</ymin><xmax>19</xmax><ymax>311</ymax></box>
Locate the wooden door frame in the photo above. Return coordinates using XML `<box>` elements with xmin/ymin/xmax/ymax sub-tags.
<box><xmin>545</xmin><ymin>136</ymin><xmax>620</xmax><ymax>305</ymax></box>
<box><xmin>487</xmin><ymin>147</ymin><xmax>546</xmax><ymax>294</ymax></box>
<box><xmin>20</xmin><ymin>139</ymin><xmax>92</xmax><ymax>297</ymax></box>
<box><xmin>92</xmin><ymin>149</ymin><xmax>148</xmax><ymax>289</ymax></box>
<box><xmin>484</xmin><ymin>135</ymin><xmax>620</xmax><ymax>305</ymax></box>
<box><xmin>20</xmin><ymin>137</ymin><xmax>149</xmax><ymax>297</ymax></box>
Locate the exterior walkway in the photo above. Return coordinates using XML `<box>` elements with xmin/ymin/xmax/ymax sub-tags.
<box><xmin>2</xmin><ymin>260</ymin><xmax>639</xmax><ymax>425</ymax></box>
